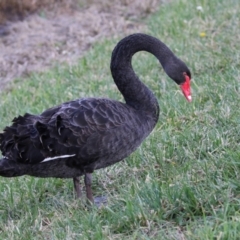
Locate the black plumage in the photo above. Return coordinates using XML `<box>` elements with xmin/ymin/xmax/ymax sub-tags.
<box><xmin>0</xmin><ymin>33</ymin><xmax>192</xmax><ymax>202</ymax></box>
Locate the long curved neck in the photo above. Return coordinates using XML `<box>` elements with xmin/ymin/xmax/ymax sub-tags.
<box><xmin>110</xmin><ymin>33</ymin><xmax>175</xmax><ymax>119</ymax></box>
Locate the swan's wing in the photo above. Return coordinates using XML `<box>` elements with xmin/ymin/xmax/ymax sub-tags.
<box><xmin>0</xmin><ymin>98</ymin><xmax>129</xmax><ymax>165</ymax></box>
<box><xmin>0</xmin><ymin>102</ymin><xmax>65</xmax><ymax>163</ymax></box>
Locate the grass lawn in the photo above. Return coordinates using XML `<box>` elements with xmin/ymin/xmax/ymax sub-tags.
<box><xmin>0</xmin><ymin>0</ymin><xmax>240</xmax><ymax>239</ymax></box>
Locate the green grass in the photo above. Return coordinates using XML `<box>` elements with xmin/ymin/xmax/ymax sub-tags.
<box><xmin>0</xmin><ymin>0</ymin><xmax>240</xmax><ymax>239</ymax></box>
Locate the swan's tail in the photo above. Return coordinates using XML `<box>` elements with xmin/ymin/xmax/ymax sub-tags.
<box><xmin>0</xmin><ymin>157</ymin><xmax>26</xmax><ymax>177</ymax></box>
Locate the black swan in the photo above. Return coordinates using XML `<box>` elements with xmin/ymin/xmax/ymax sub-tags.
<box><xmin>0</xmin><ymin>33</ymin><xmax>191</xmax><ymax>202</ymax></box>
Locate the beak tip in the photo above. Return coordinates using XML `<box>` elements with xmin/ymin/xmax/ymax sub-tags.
<box><xmin>187</xmin><ymin>95</ymin><xmax>192</xmax><ymax>102</ymax></box>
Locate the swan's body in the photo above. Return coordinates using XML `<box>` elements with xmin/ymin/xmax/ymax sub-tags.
<box><xmin>0</xmin><ymin>33</ymin><xmax>191</xmax><ymax>202</ymax></box>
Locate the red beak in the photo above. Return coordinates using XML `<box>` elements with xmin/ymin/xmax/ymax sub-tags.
<box><xmin>180</xmin><ymin>74</ymin><xmax>192</xmax><ymax>102</ymax></box>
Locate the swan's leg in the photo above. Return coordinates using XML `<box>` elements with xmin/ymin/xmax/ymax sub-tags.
<box><xmin>84</xmin><ymin>173</ymin><xmax>94</xmax><ymax>203</ymax></box>
<box><xmin>73</xmin><ymin>177</ymin><xmax>82</xmax><ymax>199</ymax></box>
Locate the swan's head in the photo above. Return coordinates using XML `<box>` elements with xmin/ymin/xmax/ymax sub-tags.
<box><xmin>164</xmin><ymin>58</ymin><xmax>192</xmax><ymax>102</ymax></box>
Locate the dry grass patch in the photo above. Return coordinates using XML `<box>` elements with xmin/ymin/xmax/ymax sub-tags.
<box><xmin>0</xmin><ymin>0</ymin><xmax>160</xmax><ymax>91</ymax></box>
